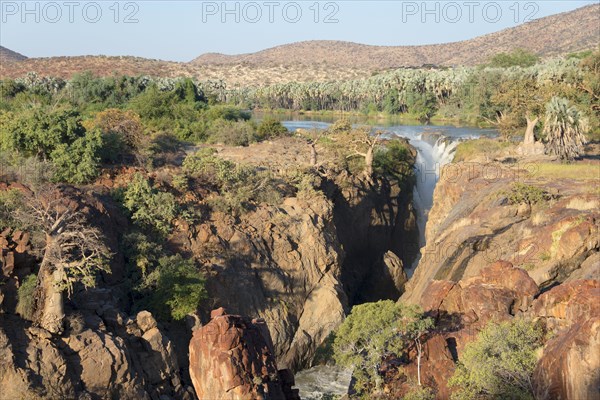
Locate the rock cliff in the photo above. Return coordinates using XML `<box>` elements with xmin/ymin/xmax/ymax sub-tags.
<box><xmin>403</xmin><ymin>159</ymin><xmax>599</xmax><ymax>304</ymax></box>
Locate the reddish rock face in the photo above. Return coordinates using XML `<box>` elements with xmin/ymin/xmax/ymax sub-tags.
<box><xmin>530</xmin><ymin>280</ymin><xmax>600</xmax><ymax>400</ymax></box>
<box><xmin>189</xmin><ymin>309</ymin><xmax>300</xmax><ymax>400</ymax></box>
<box><xmin>396</xmin><ymin>261</ymin><xmax>541</xmax><ymax>399</ymax></box>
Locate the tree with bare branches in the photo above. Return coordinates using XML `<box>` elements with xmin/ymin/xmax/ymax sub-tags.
<box><xmin>346</xmin><ymin>128</ymin><xmax>383</xmax><ymax>183</ymax></box>
<box><xmin>18</xmin><ymin>186</ymin><xmax>111</xmax><ymax>333</ymax></box>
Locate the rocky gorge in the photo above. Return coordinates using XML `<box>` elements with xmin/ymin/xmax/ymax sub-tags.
<box><xmin>0</xmin><ymin>130</ymin><xmax>598</xmax><ymax>399</ymax></box>
<box><xmin>0</xmin><ymin>134</ymin><xmax>419</xmax><ymax>399</ymax></box>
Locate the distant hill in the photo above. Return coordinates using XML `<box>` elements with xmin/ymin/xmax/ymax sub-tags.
<box><xmin>0</xmin><ymin>46</ymin><xmax>27</xmax><ymax>63</ymax></box>
<box><xmin>1</xmin><ymin>4</ymin><xmax>598</xmax><ymax>85</ymax></box>
<box><xmin>192</xmin><ymin>4</ymin><xmax>599</xmax><ymax>69</ymax></box>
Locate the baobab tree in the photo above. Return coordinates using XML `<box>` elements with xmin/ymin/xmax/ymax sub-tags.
<box><xmin>18</xmin><ymin>186</ymin><xmax>111</xmax><ymax>333</ymax></box>
<box><xmin>543</xmin><ymin>97</ymin><xmax>588</xmax><ymax>161</ymax></box>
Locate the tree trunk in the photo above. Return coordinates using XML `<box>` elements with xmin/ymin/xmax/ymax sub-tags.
<box><xmin>310</xmin><ymin>143</ymin><xmax>317</xmax><ymax>166</ymax></box>
<box><xmin>364</xmin><ymin>146</ymin><xmax>374</xmax><ymax>182</ymax></box>
<box><xmin>34</xmin><ymin>237</ymin><xmax>65</xmax><ymax>334</ymax></box>
<box><xmin>416</xmin><ymin>339</ymin><xmax>422</xmax><ymax>386</ymax></box>
<box><xmin>524</xmin><ymin>116</ymin><xmax>539</xmax><ymax>145</ymax></box>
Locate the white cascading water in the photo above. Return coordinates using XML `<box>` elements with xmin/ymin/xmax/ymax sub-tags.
<box><xmin>406</xmin><ymin>134</ymin><xmax>459</xmax><ymax>274</ymax></box>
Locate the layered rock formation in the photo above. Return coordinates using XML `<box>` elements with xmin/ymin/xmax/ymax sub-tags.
<box><xmin>189</xmin><ymin>307</ymin><xmax>300</xmax><ymax>400</ymax></box>
<box><xmin>403</xmin><ymin>160</ymin><xmax>599</xmax><ymax>304</ymax></box>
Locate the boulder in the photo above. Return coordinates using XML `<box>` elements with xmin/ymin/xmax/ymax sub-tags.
<box><xmin>189</xmin><ymin>309</ymin><xmax>299</xmax><ymax>400</ymax></box>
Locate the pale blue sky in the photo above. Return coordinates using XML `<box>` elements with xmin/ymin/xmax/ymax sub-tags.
<box><xmin>0</xmin><ymin>1</ymin><xmax>596</xmax><ymax>61</ymax></box>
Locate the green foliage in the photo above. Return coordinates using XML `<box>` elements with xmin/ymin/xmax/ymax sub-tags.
<box><xmin>50</xmin><ymin>129</ymin><xmax>103</xmax><ymax>184</ymax></box>
<box><xmin>329</xmin><ymin>119</ymin><xmax>352</xmax><ymax>134</ymax></box>
<box><xmin>333</xmin><ymin>301</ymin><xmax>433</xmax><ymax>394</ymax></box>
<box><xmin>122</xmin><ymin>231</ymin><xmax>163</xmax><ymax>277</ymax></box>
<box><xmin>207</xmin><ymin>119</ymin><xmax>257</xmax><ymax>146</ymax></box>
<box><xmin>0</xmin><ymin>189</ymin><xmax>24</xmax><ymax>229</ymax></box>
<box><xmin>122</xmin><ymin>173</ymin><xmax>178</xmax><ymax>236</ymax></box>
<box><xmin>1</xmin><ymin>108</ymin><xmax>86</xmax><ymax>158</ymax></box>
<box><xmin>402</xmin><ymin>386</ymin><xmax>435</xmax><ymax>400</ymax></box>
<box><xmin>374</xmin><ymin>140</ymin><xmax>414</xmax><ymax>182</ymax></box>
<box><xmin>488</xmin><ymin>49</ymin><xmax>540</xmax><ymax>68</ymax></box>
<box><xmin>183</xmin><ymin>149</ymin><xmax>284</xmax><ymax>215</ymax></box>
<box><xmin>128</xmin><ymin>85</ymin><xmax>178</xmax><ymax>120</ymax></box>
<box><xmin>205</xmin><ymin>105</ymin><xmax>251</xmax><ymax>122</ymax></box>
<box><xmin>16</xmin><ymin>274</ymin><xmax>38</xmax><ymax>321</ymax></box>
<box><xmin>406</xmin><ymin>90</ymin><xmax>438</xmax><ymax>122</ymax></box>
<box><xmin>504</xmin><ymin>183</ymin><xmax>551</xmax><ymax>206</ymax></box>
<box><xmin>543</xmin><ymin>97</ymin><xmax>589</xmax><ymax>161</ymax></box>
<box><xmin>449</xmin><ymin>318</ymin><xmax>543</xmax><ymax>400</ymax></box>
<box><xmin>136</xmin><ymin>254</ymin><xmax>206</xmax><ymax>320</ymax></box>
<box><xmin>256</xmin><ymin>117</ymin><xmax>288</xmax><ymax>140</ymax></box>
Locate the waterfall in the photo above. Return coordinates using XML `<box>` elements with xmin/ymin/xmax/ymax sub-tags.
<box><xmin>278</xmin><ymin>120</ymin><xmax>493</xmax><ymax>399</ymax></box>
<box><xmin>410</xmin><ymin>136</ymin><xmax>459</xmax><ymax>245</ymax></box>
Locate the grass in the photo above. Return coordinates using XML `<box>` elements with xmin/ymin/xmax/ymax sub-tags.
<box><xmin>529</xmin><ymin>163</ymin><xmax>600</xmax><ymax>181</ymax></box>
<box><xmin>453</xmin><ymin>138</ymin><xmax>511</xmax><ymax>162</ymax></box>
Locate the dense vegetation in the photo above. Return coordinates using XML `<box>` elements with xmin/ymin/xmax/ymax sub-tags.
<box><xmin>224</xmin><ymin>50</ymin><xmax>599</xmax><ymax>141</ymax></box>
<box><xmin>0</xmin><ymin>72</ymin><xmax>290</xmax><ymax>184</ymax></box>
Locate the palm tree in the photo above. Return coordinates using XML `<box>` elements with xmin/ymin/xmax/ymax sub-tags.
<box><xmin>543</xmin><ymin>97</ymin><xmax>588</xmax><ymax>161</ymax></box>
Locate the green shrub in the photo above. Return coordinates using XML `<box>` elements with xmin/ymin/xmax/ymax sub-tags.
<box><xmin>207</xmin><ymin>119</ymin><xmax>256</xmax><ymax>146</ymax></box>
<box><xmin>205</xmin><ymin>105</ymin><xmax>251</xmax><ymax>122</ymax></box>
<box><xmin>504</xmin><ymin>183</ymin><xmax>551</xmax><ymax>206</ymax></box>
<box><xmin>50</xmin><ymin>129</ymin><xmax>103</xmax><ymax>184</ymax></box>
<box><xmin>448</xmin><ymin>319</ymin><xmax>543</xmax><ymax>400</ymax></box>
<box><xmin>0</xmin><ymin>189</ymin><xmax>24</xmax><ymax>229</ymax></box>
<box><xmin>137</xmin><ymin>254</ymin><xmax>207</xmax><ymax>320</ymax></box>
<box><xmin>256</xmin><ymin>117</ymin><xmax>288</xmax><ymax>140</ymax></box>
<box><xmin>16</xmin><ymin>274</ymin><xmax>37</xmax><ymax>320</ymax></box>
<box><xmin>488</xmin><ymin>49</ymin><xmax>539</xmax><ymax>68</ymax></box>
<box><xmin>403</xmin><ymin>387</ymin><xmax>435</xmax><ymax>400</ymax></box>
<box><xmin>123</xmin><ymin>173</ymin><xmax>177</xmax><ymax>236</ymax></box>
<box><xmin>333</xmin><ymin>301</ymin><xmax>434</xmax><ymax>395</ymax></box>
<box><xmin>374</xmin><ymin>140</ymin><xmax>414</xmax><ymax>182</ymax></box>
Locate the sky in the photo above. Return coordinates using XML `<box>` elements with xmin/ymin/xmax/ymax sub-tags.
<box><xmin>0</xmin><ymin>0</ymin><xmax>596</xmax><ymax>62</ymax></box>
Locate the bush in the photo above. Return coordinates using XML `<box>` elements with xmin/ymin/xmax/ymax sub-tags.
<box><xmin>50</xmin><ymin>129</ymin><xmax>103</xmax><ymax>184</ymax></box>
<box><xmin>207</xmin><ymin>119</ymin><xmax>256</xmax><ymax>146</ymax></box>
<box><xmin>488</xmin><ymin>49</ymin><xmax>539</xmax><ymax>68</ymax></box>
<box><xmin>205</xmin><ymin>105</ymin><xmax>251</xmax><ymax>122</ymax></box>
<box><xmin>329</xmin><ymin>119</ymin><xmax>352</xmax><ymax>134</ymax></box>
<box><xmin>256</xmin><ymin>117</ymin><xmax>288</xmax><ymax>140</ymax></box>
<box><xmin>16</xmin><ymin>274</ymin><xmax>37</xmax><ymax>320</ymax></box>
<box><xmin>0</xmin><ymin>108</ymin><xmax>86</xmax><ymax>158</ymax></box>
<box><xmin>374</xmin><ymin>140</ymin><xmax>414</xmax><ymax>182</ymax></box>
<box><xmin>136</xmin><ymin>254</ymin><xmax>207</xmax><ymax>320</ymax></box>
<box><xmin>122</xmin><ymin>173</ymin><xmax>178</xmax><ymax>236</ymax></box>
<box><xmin>403</xmin><ymin>387</ymin><xmax>435</xmax><ymax>400</ymax></box>
<box><xmin>504</xmin><ymin>183</ymin><xmax>551</xmax><ymax>206</ymax></box>
<box><xmin>90</xmin><ymin>108</ymin><xmax>143</xmax><ymax>151</ymax></box>
<box><xmin>0</xmin><ymin>189</ymin><xmax>24</xmax><ymax>229</ymax></box>
<box><xmin>448</xmin><ymin>318</ymin><xmax>543</xmax><ymax>400</ymax></box>
<box><xmin>333</xmin><ymin>301</ymin><xmax>433</xmax><ymax>395</ymax></box>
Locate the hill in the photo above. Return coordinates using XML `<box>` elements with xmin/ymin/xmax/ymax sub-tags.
<box><xmin>192</xmin><ymin>4</ymin><xmax>599</xmax><ymax>69</ymax></box>
<box><xmin>0</xmin><ymin>4</ymin><xmax>598</xmax><ymax>86</ymax></box>
<box><xmin>0</xmin><ymin>46</ymin><xmax>27</xmax><ymax>63</ymax></box>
